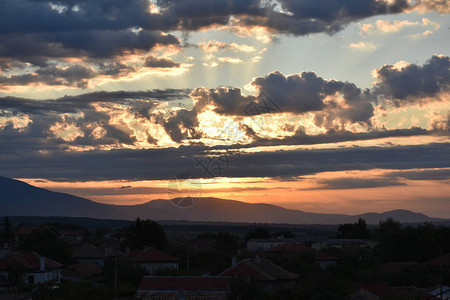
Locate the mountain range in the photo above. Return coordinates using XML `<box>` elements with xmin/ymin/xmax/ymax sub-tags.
<box><xmin>0</xmin><ymin>176</ymin><xmax>446</xmax><ymax>225</ymax></box>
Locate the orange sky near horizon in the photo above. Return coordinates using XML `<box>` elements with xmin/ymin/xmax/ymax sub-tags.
<box><xmin>19</xmin><ymin>167</ymin><xmax>450</xmax><ymax>218</ymax></box>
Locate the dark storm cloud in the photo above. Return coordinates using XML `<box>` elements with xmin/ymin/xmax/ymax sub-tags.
<box><xmin>0</xmin><ymin>142</ymin><xmax>449</xmax><ymax>181</ymax></box>
<box><xmin>0</xmin><ymin>0</ymin><xmax>440</xmax><ymax>89</ymax></box>
<box><xmin>304</xmin><ymin>178</ymin><xmax>406</xmax><ymax>190</ymax></box>
<box><xmin>373</xmin><ymin>55</ymin><xmax>450</xmax><ymax>104</ymax></box>
<box><xmin>190</xmin><ymin>86</ymin><xmax>256</xmax><ymax>115</ymax></box>
<box><xmin>0</xmin><ymin>65</ymin><xmax>97</xmax><ymax>88</ymax></box>
<box><xmin>0</xmin><ymin>89</ymin><xmax>191</xmax><ymax>149</ymax></box>
<box><xmin>189</xmin><ymin>55</ymin><xmax>449</xmax><ymax>131</ymax></box>
<box><xmin>158</xmin><ymin>108</ymin><xmax>202</xmax><ymax>143</ymax></box>
<box><xmin>237</xmin><ymin>127</ymin><xmax>433</xmax><ymax>148</ymax></box>
<box><xmin>0</xmin><ymin>0</ymin><xmax>429</xmax><ymax>63</ymax></box>
<box><xmin>0</xmin><ymin>89</ymin><xmax>190</xmax><ymax>113</ymax></box>
<box><xmin>191</xmin><ymin>70</ymin><xmax>374</xmax><ymax>129</ymax></box>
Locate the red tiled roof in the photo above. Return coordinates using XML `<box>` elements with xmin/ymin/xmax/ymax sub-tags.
<box><xmin>219</xmin><ymin>258</ymin><xmax>299</xmax><ymax>281</ymax></box>
<box><xmin>269</xmin><ymin>243</ymin><xmax>312</xmax><ymax>252</ymax></box>
<box><xmin>129</xmin><ymin>247</ymin><xmax>179</xmax><ymax>263</ymax></box>
<box><xmin>72</xmin><ymin>244</ymin><xmax>104</xmax><ymax>258</ymax></box>
<box><xmin>139</xmin><ymin>276</ymin><xmax>230</xmax><ymax>292</ymax></box>
<box><xmin>62</xmin><ymin>262</ymin><xmax>102</xmax><ymax>279</ymax></box>
<box><xmin>357</xmin><ymin>282</ymin><xmax>389</xmax><ymax>297</ymax></box>
<box><xmin>15</xmin><ymin>225</ymin><xmax>40</xmax><ymax>235</ymax></box>
<box><xmin>425</xmin><ymin>254</ymin><xmax>450</xmax><ymax>266</ymax></box>
<box><xmin>72</xmin><ymin>244</ymin><xmax>124</xmax><ymax>259</ymax></box>
<box><xmin>0</xmin><ymin>251</ymin><xmax>63</xmax><ymax>271</ymax></box>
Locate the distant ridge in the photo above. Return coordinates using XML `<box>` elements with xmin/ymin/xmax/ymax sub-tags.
<box><xmin>0</xmin><ymin>177</ymin><xmax>446</xmax><ymax>225</ymax></box>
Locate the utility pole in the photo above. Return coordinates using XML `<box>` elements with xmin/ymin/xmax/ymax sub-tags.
<box><xmin>440</xmin><ymin>247</ymin><xmax>443</xmax><ymax>300</ymax></box>
<box><xmin>115</xmin><ymin>255</ymin><xmax>118</xmax><ymax>299</ymax></box>
<box><xmin>186</xmin><ymin>232</ymin><xmax>190</xmax><ymax>272</ymax></box>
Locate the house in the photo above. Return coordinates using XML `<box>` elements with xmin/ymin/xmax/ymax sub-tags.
<box><xmin>0</xmin><ymin>251</ymin><xmax>63</xmax><ymax>285</ymax></box>
<box><xmin>311</xmin><ymin>239</ymin><xmax>375</xmax><ymax>251</ymax></box>
<box><xmin>135</xmin><ymin>276</ymin><xmax>231</xmax><ymax>300</ymax></box>
<box><xmin>247</xmin><ymin>238</ymin><xmax>298</xmax><ymax>251</ymax></box>
<box><xmin>353</xmin><ymin>282</ymin><xmax>439</xmax><ymax>300</ymax></box>
<box><xmin>61</xmin><ymin>262</ymin><xmax>102</xmax><ymax>281</ymax></box>
<box><xmin>268</xmin><ymin>243</ymin><xmax>337</xmax><ymax>269</ymax></box>
<box><xmin>128</xmin><ymin>247</ymin><xmax>179</xmax><ymax>274</ymax></box>
<box><xmin>14</xmin><ymin>225</ymin><xmax>41</xmax><ymax>243</ymax></box>
<box><xmin>425</xmin><ymin>253</ymin><xmax>450</xmax><ymax>268</ymax></box>
<box><xmin>218</xmin><ymin>256</ymin><xmax>299</xmax><ymax>292</ymax></box>
<box><xmin>58</xmin><ymin>229</ymin><xmax>85</xmax><ymax>243</ymax></box>
<box><xmin>428</xmin><ymin>286</ymin><xmax>450</xmax><ymax>300</ymax></box>
<box><xmin>313</xmin><ymin>252</ymin><xmax>338</xmax><ymax>270</ymax></box>
<box><xmin>72</xmin><ymin>244</ymin><xmax>124</xmax><ymax>267</ymax></box>
<box><xmin>349</xmin><ymin>288</ymin><xmax>381</xmax><ymax>300</ymax></box>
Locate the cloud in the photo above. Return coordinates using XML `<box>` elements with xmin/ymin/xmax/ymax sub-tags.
<box><xmin>216</xmin><ymin>57</ymin><xmax>243</xmax><ymax>64</ymax></box>
<box><xmin>0</xmin><ymin>89</ymin><xmax>192</xmax><ymax>150</ymax></box>
<box><xmin>199</xmin><ymin>40</ymin><xmax>255</xmax><ymax>53</ymax></box>
<box><xmin>415</xmin><ymin>0</ymin><xmax>450</xmax><ymax>13</ymax></box>
<box><xmin>372</xmin><ymin>54</ymin><xmax>450</xmax><ymax>104</ymax></box>
<box><xmin>387</xmin><ymin>168</ymin><xmax>450</xmax><ymax>181</ymax></box>
<box><xmin>0</xmin><ymin>0</ymin><xmax>445</xmax><ymax>91</ymax></box>
<box><xmin>375</xmin><ymin>20</ymin><xmax>419</xmax><ymax>33</ymax></box>
<box><xmin>306</xmin><ymin>177</ymin><xmax>406</xmax><ymax>190</ymax></box>
<box><xmin>0</xmin><ymin>64</ymin><xmax>97</xmax><ymax>89</ymax></box>
<box><xmin>360</xmin><ymin>17</ymin><xmax>440</xmax><ymax>35</ymax></box>
<box><xmin>144</xmin><ymin>56</ymin><xmax>181</xmax><ymax>68</ymax></box>
<box><xmin>348</xmin><ymin>42</ymin><xmax>377</xmax><ymax>51</ymax></box>
<box><xmin>1</xmin><ymin>140</ymin><xmax>449</xmax><ymax>182</ymax></box>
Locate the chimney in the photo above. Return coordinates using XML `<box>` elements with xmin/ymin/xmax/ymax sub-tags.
<box><xmin>255</xmin><ymin>255</ymin><xmax>261</xmax><ymax>263</ymax></box>
<box><xmin>232</xmin><ymin>256</ymin><xmax>237</xmax><ymax>266</ymax></box>
<box><xmin>40</xmin><ymin>256</ymin><xmax>45</xmax><ymax>271</ymax></box>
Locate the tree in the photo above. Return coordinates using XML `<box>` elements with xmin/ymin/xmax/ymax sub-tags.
<box><xmin>1</xmin><ymin>217</ymin><xmax>14</xmax><ymax>245</ymax></box>
<box><xmin>338</xmin><ymin>218</ymin><xmax>370</xmax><ymax>239</ymax></box>
<box><xmin>19</xmin><ymin>227</ymin><xmax>72</xmax><ymax>264</ymax></box>
<box><xmin>245</xmin><ymin>227</ymin><xmax>270</xmax><ymax>240</ymax></box>
<box><xmin>214</xmin><ymin>232</ymin><xmax>239</xmax><ymax>252</ymax></box>
<box><xmin>123</xmin><ymin>218</ymin><xmax>167</xmax><ymax>249</ymax></box>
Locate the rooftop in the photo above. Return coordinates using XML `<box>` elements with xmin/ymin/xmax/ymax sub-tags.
<box><xmin>0</xmin><ymin>251</ymin><xmax>63</xmax><ymax>271</ymax></box>
<box><xmin>129</xmin><ymin>247</ymin><xmax>179</xmax><ymax>263</ymax></box>
<box><xmin>219</xmin><ymin>258</ymin><xmax>299</xmax><ymax>281</ymax></box>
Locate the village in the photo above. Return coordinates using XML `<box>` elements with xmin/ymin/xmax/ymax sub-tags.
<box><xmin>0</xmin><ymin>217</ymin><xmax>449</xmax><ymax>300</ymax></box>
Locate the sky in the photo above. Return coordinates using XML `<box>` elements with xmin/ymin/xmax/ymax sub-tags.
<box><xmin>0</xmin><ymin>0</ymin><xmax>449</xmax><ymax>218</ymax></box>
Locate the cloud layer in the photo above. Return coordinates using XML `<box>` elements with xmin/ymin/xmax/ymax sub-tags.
<box><xmin>0</xmin><ymin>0</ymin><xmax>447</xmax><ymax>89</ymax></box>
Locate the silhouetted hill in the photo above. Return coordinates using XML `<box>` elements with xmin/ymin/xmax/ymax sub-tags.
<box><xmin>0</xmin><ymin>177</ymin><xmax>445</xmax><ymax>224</ymax></box>
<box><xmin>0</xmin><ymin>176</ymin><xmax>124</xmax><ymax>219</ymax></box>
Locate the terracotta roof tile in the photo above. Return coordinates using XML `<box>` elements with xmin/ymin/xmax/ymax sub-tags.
<box><xmin>219</xmin><ymin>258</ymin><xmax>299</xmax><ymax>281</ymax></box>
<box><xmin>72</xmin><ymin>244</ymin><xmax>104</xmax><ymax>258</ymax></box>
<box><xmin>0</xmin><ymin>251</ymin><xmax>63</xmax><ymax>271</ymax></box>
<box><xmin>426</xmin><ymin>253</ymin><xmax>450</xmax><ymax>266</ymax></box>
<box><xmin>15</xmin><ymin>226</ymin><xmax>40</xmax><ymax>235</ymax></box>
